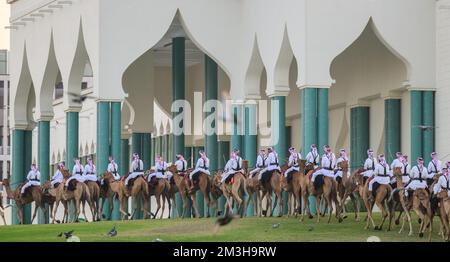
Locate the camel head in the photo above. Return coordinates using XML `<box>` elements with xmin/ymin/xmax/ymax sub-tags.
<box><xmin>242</xmin><ymin>160</ymin><xmax>249</xmax><ymax>176</ymax></box>
<box><xmin>167</xmin><ymin>165</ymin><xmax>177</xmax><ymax>174</ymax></box>
<box><xmin>339</xmin><ymin>160</ymin><xmax>349</xmax><ymax>171</ymax></box>
<box><xmin>393</xmin><ymin>166</ymin><xmax>402</xmax><ymax>178</ymax></box>
<box><xmin>353</xmin><ymin>170</ymin><xmax>364</xmax><ymax>186</ymax></box>
<box><xmin>102</xmin><ymin>172</ymin><xmax>114</xmax><ymax>182</ymax></box>
<box><xmin>213</xmin><ymin>171</ymin><xmax>222</xmax><ymax>186</ymax></box>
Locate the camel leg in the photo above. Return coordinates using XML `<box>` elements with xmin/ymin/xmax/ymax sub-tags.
<box><xmin>190</xmin><ymin>193</ymin><xmax>200</xmax><ymax>218</ymax></box>
<box><xmin>81</xmin><ymin>200</ymin><xmax>88</xmax><ymax>222</ymax></box>
<box><xmin>30</xmin><ymin>203</ymin><xmax>39</xmax><ymax>224</ymax></box>
<box><xmin>244</xmin><ymin>191</ymin><xmax>252</xmax><ymax>217</ymax></box>
<box><xmin>315</xmin><ymin>196</ymin><xmax>321</xmax><ymax>223</ymax></box>
<box><xmin>0</xmin><ymin>210</ymin><xmax>6</xmax><ymax>225</ymax></box>
<box><xmin>375</xmin><ymin>200</ymin><xmax>388</xmax><ymax>231</ymax></box>
<box><xmin>204</xmin><ymin>191</ymin><xmax>211</xmax><ymax>218</ymax></box>
<box><xmin>153</xmin><ymin>194</ymin><xmax>161</xmax><ymax>219</ymax></box>
<box><xmin>160</xmin><ymin>195</ymin><xmax>166</xmax><ymax>219</ymax></box>
<box><xmin>350</xmin><ymin>193</ymin><xmax>360</xmax><ymax>221</ymax></box>
<box><xmin>181</xmin><ymin>193</ymin><xmax>188</xmax><ymax>218</ymax></box>
<box><xmin>326</xmin><ymin>195</ymin><xmax>334</xmax><ymax>224</ymax></box>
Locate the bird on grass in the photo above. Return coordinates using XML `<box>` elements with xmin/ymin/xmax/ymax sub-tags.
<box><xmin>214</xmin><ymin>212</ymin><xmax>236</xmax><ymax>234</ymax></box>
<box><xmin>57</xmin><ymin>230</ymin><xmax>74</xmax><ymax>239</ymax></box>
<box><xmin>108</xmin><ymin>225</ymin><xmax>117</xmax><ymax>237</ymax></box>
<box><xmin>272</xmin><ymin>223</ymin><xmax>280</xmax><ymax>229</ymax></box>
<box><xmin>153</xmin><ymin>238</ymin><xmax>164</xmax><ymax>242</ymax></box>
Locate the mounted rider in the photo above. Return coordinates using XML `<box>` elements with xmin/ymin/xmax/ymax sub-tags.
<box><xmin>285</xmin><ymin>147</ymin><xmax>302</xmax><ymax>181</ymax></box>
<box><xmin>107</xmin><ymin>156</ymin><xmax>120</xmax><ymax>181</ymax></box>
<box><xmin>405</xmin><ymin>157</ymin><xmax>429</xmax><ymax>197</ymax></box>
<box><xmin>125</xmin><ymin>153</ymin><xmax>144</xmax><ymax>187</ymax></box>
<box><xmin>305</xmin><ymin>144</ymin><xmax>320</xmax><ymax>169</ymax></box>
<box><xmin>51</xmin><ymin>162</ymin><xmax>65</xmax><ymax>188</ymax></box>
<box><xmin>65</xmin><ymin>158</ymin><xmax>85</xmax><ymax>190</ymax></box>
<box><xmin>220</xmin><ymin>149</ymin><xmax>244</xmax><ymax>184</ymax></box>
<box><xmin>21</xmin><ymin>164</ymin><xmax>41</xmax><ymax>197</ymax></box>
<box><xmin>188</xmin><ymin>150</ymin><xmax>210</xmax><ymax>189</ymax></box>
<box><xmin>311</xmin><ymin>145</ymin><xmax>336</xmax><ymax>183</ymax></box>
<box><xmin>84</xmin><ymin>158</ymin><xmax>99</xmax><ymax>185</ymax></box>
<box><xmin>249</xmin><ymin>149</ymin><xmax>267</xmax><ymax>178</ymax></box>
<box><xmin>368</xmin><ymin>154</ymin><xmax>391</xmax><ymax>195</ymax></box>
<box><xmin>335</xmin><ymin>149</ymin><xmax>349</xmax><ymax>183</ymax></box>
<box><xmin>427</xmin><ymin>152</ymin><xmax>442</xmax><ymax>185</ymax></box>
<box><xmin>258</xmin><ymin>147</ymin><xmax>280</xmax><ymax>181</ymax></box>
<box><xmin>361</xmin><ymin>148</ymin><xmax>377</xmax><ymax>181</ymax></box>
<box><xmin>174</xmin><ymin>153</ymin><xmax>188</xmax><ymax>175</ymax></box>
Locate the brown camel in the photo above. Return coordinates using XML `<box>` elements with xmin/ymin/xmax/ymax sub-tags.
<box><xmin>244</xmin><ymin>169</ymin><xmax>262</xmax><ymax>217</ymax></box>
<box><xmin>189</xmin><ymin>171</ymin><xmax>213</xmax><ymax>218</ymax></box>
<box><xmin>389</xmin><ymin>167</ymin><xmax>414</xmax><ymax>236</ymax></box>
<box><xmin>100</xmin><ymin>172</ymin><xmax>130</xmax><ymax>220</ymax></box>
<box><xmin>412</xmin><ymin>188</ymin><xmax>433</xmax><ymax>241</ymax></box>
<box><xmin>354</xmin><ymin>172</ymin><xmax>393</xmax><ymax>231</ymax></box>
<box><xmin>125</xmin><ymin>175</ymin><xmax>150</xmax><ymax>220</ymax></box>
<box><xmin>2</xmin><ymin>177</ymin><xmax>47</xmax><ymax>224</ymax></box>
<box><xmin>84</xmin><ymin>181</ymin><xmax>101</xmax><ymax>222</ymax></box>
<box><xmin>259</xmin><ymin>167</ymin><xmax>283</xmax><ymax>217</ymax></box>
<box><xmin>436</xmin><ymin>187</ymin><xmax>450</xmax><ymax>241</ymax></box>
<box><xmin>337</xmin><ymin>161</ymin><xmax>361</xmax><ymax>221</ymax></box>
<box><xmin>280</xmin><ymin>160</ymin><xmax>306</xmax><ymax>218</ymax></box>
<box><xmin>145</xmin><ymin>171</ymin><xmax>170</xmax><ymax>219</ymax></box>
<box><xmin>214</xmin><ymin>163</ymin><xmax>248</xmax><ymax>217</ymax></box>
<box><xmin>167</xmin><ymin>165</ymin><xmax>191</xmax><ymax>218</ymax></box>
<box><xmin>305</xmin><ymin>167</ymin><xmax>342</xmax><ymax>223</ymax></box>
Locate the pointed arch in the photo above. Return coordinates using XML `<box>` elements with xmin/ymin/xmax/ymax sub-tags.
<box><xmin>272</xmin><ymin>25</ymin><xmax>295</xmax><ymax>93</ymax></box>
<box><xmin>244</xmin><ymin>35</ymin><xmax>265</xmax><ymax>99</ymax></box>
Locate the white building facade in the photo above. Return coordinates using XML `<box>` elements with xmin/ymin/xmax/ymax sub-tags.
<box><xmin>4</xmin><ymin>0</ymin><xmax>449</xmax><ymax>223</ymax></box>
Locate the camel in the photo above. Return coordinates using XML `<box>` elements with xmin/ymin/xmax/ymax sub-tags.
<box><xmin>436</xmin><ymin>187</ymin><xmax>450</xmax><ymax>241</ymax></box>
<box><xmin>214</xmin><ymin>162</ymin><xmax>248</xmax><ymax>217</ymax></box>
<box><xmin>145</xmin><ymin>171</ymin><xmax>170</xmax><ymax>219</ymax></box>
<box><xmin>337</xmin><ymin>161</ymin><xmax>361</xmax><ymax>221</ymax></box>
<box><xmin>189</xmin><ymin>170</ymin><xmax>213</xmax><ymax>218</ymax></box>
<box><xmin>305</xmin><ymin>167</ymin><xmax>342</xmax><ymax>223</ymax></box>
<box><xmin>84</xmin><ymin>181</ymin><xmax>101</xmax><ymax>221</ymax></box>
<box><xmin>166</xmin><ymin>165</ymin><xmax>191</xmax><ymax>218</ymax></box>
<box><xmin>2</xmin><ymin>176</ymin><xmax>47</xmax><ymax>224</ymax></box>
<box><xmin>100</xmin><ymin>172</ymin><xmax>130</xmax><ymax>220</ymax></box>
<box><xmin>280</xmin><ymin>160</ymin><xmax>306</xmax><ymax>218</ymax></box>
<box><xmin>259</xmin><ymin>167</ymin><xmax>283</xmax><ymax>217</ymax></box>
<box><xmin>244</xmin><ymin>167</ymin><xmax>264</xmax><ymax>217</ymax></box>
<box><xmin>354</xmin><ymin>172</ymin><xmax>393</xmax><ymax>231</ymax></box>
<box><xmin>412</xmin><ymin>188</ymin><xmax>433</xmax><ymax>241</ymax></box>
<box><xmin>389</xmin><ymin>167</ymin><xmax>414</xmax><ymax>236</ymax></box>
<box><xmin>125</xmin><ymin>175</ymin><xmax>150</xmax><ymax>220</ymax></box>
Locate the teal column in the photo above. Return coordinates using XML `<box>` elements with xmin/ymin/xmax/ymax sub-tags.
<box><xmin>218</xmin><ymin>141</ymin><xmax>230</xmax><ymax>214</ymax></box>
<box><xmin>385</xmin><ymin>99</ymin><xmax>401</xmax><ymax>164</ymax></box>
<box><xmin>111</xmin><ymin>102</ymin><xmax>122</xmax><ymax>220</ymax></box>
<box><xmin>131</xmin><ymin>133</ymin><xmax>143</xmax><ymax>219</ymax></box>
<box><xmin>172</xmin><ymin>37</ymin><xmax>185</xmax><ymax>166</ymax></box>
<box><xmin>158</xmin><ymin>136</ymin><xmax>163</xmax><ymax>158</ymax></box>
<box><xmin>410</xmin><ymin>91</ymin><xmax>423</xmax><ymax>162</ymax></box>
<box><xmin>194</xmin><ymin>147</ymin><xmax>204</xmax><ymax>217</ymax></box>
<box><xmin>422</xmin><ymin>91</ymin><xmax>435</xmax><ymax>163</ymax></box>
<box><xmin>301</xmin><ymin>88</ymin><xmax>318</xmax><ymax>156</ymax></box>
<box><xmin>350</xmin><ymin>107</ymin><xmax>370</xmax><ymax>173</ymax></box>
<box><xmin>164</xmin><ymin>134</ymin><xmax>170</xmax><ymax>162</ymax></box>
<box><xmin>244</xmin><ymin>104</ymin><xmax>257</xmax><ymax>216</ymax></box>
<box><xmin>142</xmin><ymin>133</ymin><xmax>151</xmax><ymax>170</ymax></box>
<box><xmin>97</xmin><ymin>102</ymin><xmax>111</xmax><ymax>219</ymax></box>
<box><xmin>23</xmin><ymin>130</ymin><xmax>32</xmax><ymax>224</ymax></box>
<box><xmin>185</xmin><ymin>147</ymin><xmax>192</xmax><ymax>168</ymax></box>
<box><xmin>205</xmin><ymin>55</ymin><xmax>218</xmax><ymax>217</ymax></box>
<box><xmin>120</xmin><ymin>139</ymin><xmax>130</xmax><ymax>177</ymax></box>
<box><xmin>38</xmin><ymin>120</ymin><xmax>50</xmax><ymax>224</ymax></box>
<box><xmin>172</xmin><ymin>37</ymin><xmax>186</xmax><ymax>219</ymax></box>
<box><xmin>11</xmin><ymin>130</ymin><xmax>25</xmax><ymax>225</ymax></box>
<box><xmin>231</xmin><ymin>105</ymin><xmax>243</xmax><ymax>152</ymax></box>
<box><xmin>317</xmin><ymin>89</ymin><xmax>329</xmax><ymax>149</ymax></box>
<box><xmin>271</xmin><ymin>96</ymin><xmax>287</xmax><ymax>215</ymax></box>
<box><xmin>66</xmin><ymin>111</ymin><xmax>79</xmax><ymax>170</ymax></box>
<box><xmin>151</xmin><ymin>136</ymin><xmax>156</xmax><ymax>167</ymax></box>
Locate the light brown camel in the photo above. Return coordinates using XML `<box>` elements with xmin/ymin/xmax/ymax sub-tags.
<box><xmin>214</xmin><ymin>162</ymin><xmax>248</xmax><ymax>217</ymax></box>
<box><xmin>100</xmin><ymin>172</ymin><xmax>129</xmax><ymax>220</ymax></box>
<box><xmin>244</xmin><ymin>168</ymin><xmax>262</xmax><ymax>217</ymax></box>
<box><xmin>189</xmin><ymin>170</ymin><xmax>213</xmax><ymax>218</ymax></box>
<box><xmin>84</xmin><ymin>181</ymin><xmax>101</xmax><ymax>222</ymax></box>
<box><xmin>280</xmin><ymin>160</ymin><xmax>306</xmax><ymax>218</ymax></box>
<box><xmin>305</xmin><ymin>167</ymin><xmax>342</xmax><ymax>223</ymax></box>
<box><xmin>259</xmin><ymin>167</ymin><xmax>283</xmax><ymax>217</ymax></box>
<box><xmin>2</xmin><ymin>177</ymin><xmax>47</xmax><ymax>224</ymax></box>
<box><xmin>167</xmin><ymin>165</ymin><xmax>191</xmax><ymax>218</ymax></box>
<box><xmin>436</xmin><ymin>187</ymin><xmax>450</xmax><ymax>242</ymax></box>
<box><xmin>62</xmin><ymin>175</ymin><xmax>92</xmax><ymax>223</ymax></box>
<box><xmin>125</xmin><ymin>175</ymin><xmax>149</xmax><ymax>220</ymax></box>
<box><xmin>389</xmin><ymin>167</ymin><xmax>414</xmax><ymax>236</ymax></box>
<box><xmin>354</xmin><ymin>172</ymin><xmax>393</xmax><ymax>231</ymax></box>
<box><xmin>337</xmin><ymin>160</ymin><xmax>361</xmax><ymax>221</ymax></box>
<box><xmin>412</xmin><ymin>188</ymin><xmax>433</xmax><ymax>241</ymax></box>
<box><xmin>42</xmin><ymin>181</ymin><xmax>68</xmax><ymax>223</ymax></box>
<box><xmin>145</xmin><ymin>171</ymin><xmax>170</xmax><ymax>219</ymax></box>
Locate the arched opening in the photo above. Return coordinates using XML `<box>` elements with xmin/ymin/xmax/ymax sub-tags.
<box><xmin>329</xmin><ymin>19</ymin><xmax>409</xmax><ymax>167</ymax></box>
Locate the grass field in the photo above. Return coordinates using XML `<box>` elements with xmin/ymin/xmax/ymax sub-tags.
<box><xmin>0</xmin><ymin>213</ymin><xmax>444</xmax><ymax>242</ymax></box>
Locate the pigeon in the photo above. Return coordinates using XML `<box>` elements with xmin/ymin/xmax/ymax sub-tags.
<box><xmin>153</xmin><ymin>238</ymin><xmax>164</xmax><ymax>242</ymax></box>
<box><xmin>216</xmin><ymin>212</ymin><xmax>234</xmax><ymax>227</ymax></box>
<box><xmin>308</xmin><ymin>226</ymin><xmax>314</xmax><ymax>232</ymax></box>
<box><xmin>272</xmin><ymin>223</ymin><xmax>280</xmax><ymax>229</ymax></box>
<box><xmin>58</xmin><ymin>230</ymin><xmax>74</xmax><ymax>239</ymax></box>
<box><xmin>108</xmin><ymin>225</ymin><xmax>117</xmax><ymax>237</ymax></box>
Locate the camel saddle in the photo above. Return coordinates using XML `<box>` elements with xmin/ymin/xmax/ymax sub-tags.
<box><xmin>225</xmin><ymin>173</ymin><xmax>236</xmax><ymax>185</ymax></box>
<box><xmin>67</xmin><ymin>180</ymin><xmax>78</xmax><ymax>191</ymax></box>
<box><xmin>371</xmin><ymin>182</ymin><xmax>381</xmax><ymax>199</ymax></box>
<box><xmin>308</xmin><ymin>167</ymin><xmax>321</xmax><ymax>180</ymax></box>
<box><xmin>261</xmin><ymin>170</ymin><xmax>276</xmax><ymax>184</ymax></box>
<box><xmin>148</xmin><ymin>176</ymin><xmax>160</xmax><ymax>187</ymax></box>
<box><xmin>313</xmin><ymin>174</ymin><xmax>324</xmax><ymax>191</ymax></box>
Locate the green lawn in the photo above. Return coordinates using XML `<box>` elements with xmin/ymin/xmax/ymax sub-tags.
<box><xmin>0</xmin><ymin>213</ymin><xmax>444</xmax><ymax>242</ymax></box>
